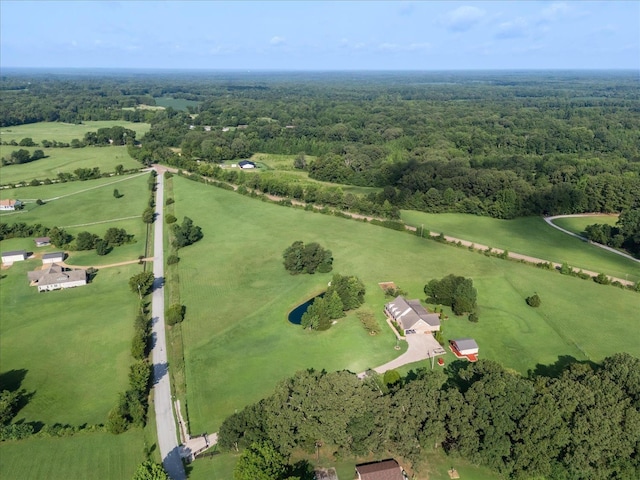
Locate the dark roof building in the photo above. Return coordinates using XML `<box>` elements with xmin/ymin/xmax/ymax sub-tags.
<box><xmin>238</xmin><ymin>160</ymin><xmax>256</xmax><ymax>169</ymax></box>
<box><xmin>34</xmin><ymin>237</ymin><xmax>51</xmax><ymax>247</ymax></box>
<box><xmin>356</xmin><ymin>459</ymin><xmax>404</xmax><ymax>480</ymax></box>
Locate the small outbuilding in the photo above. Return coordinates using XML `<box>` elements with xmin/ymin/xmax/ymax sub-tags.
<box><xmin>42</xmin><ymin>252</ymin><xmax>65</xmax><ymax>264</ymax></box>
<box><xmin>1</xmin><ymin>250</ymin><xmax>27</xmax><ymax>264</ymax></box>
<box><xmin>34</xmin><ymin>237</ymin><xmax>51</xmax><ymax>247</ymax></box>
<box><xmin>356</xmin><ymin>459</ymin><xmax>404</xmax><ymax>480</ymax></box>
<box><xmin>450</xmin><ymin>338</ymin><xmax>479</xmax><ymax>361</ymax></box>
<box><xmin>238</xmin><ymin>160</ymin><xmax>256</xmax><ymax>169</ymax></box>
<box><xmin>0</xmin><ymin>199</ymin><xmax>22</xmax><ymax>211</ymax></box>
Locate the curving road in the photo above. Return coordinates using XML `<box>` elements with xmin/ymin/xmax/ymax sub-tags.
<box><xmin>151</xmin><ymin>172</ymin><xmax>186</xmax><ymax>480</ymax></box>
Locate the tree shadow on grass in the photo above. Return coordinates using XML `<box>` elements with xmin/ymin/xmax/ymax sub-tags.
<box><xmin>528</xmin><ymin>355</ymin><xmax>599</xmax><ymax>379</ymax></box>
<box><xmin>0</xmin><ymin>369</ymin><xmax>28</xmax><ymax>392</ymax></box>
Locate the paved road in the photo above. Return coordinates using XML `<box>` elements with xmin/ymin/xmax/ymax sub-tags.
<box><xmin>151</xmin><ymin>173</ymin><xmax>186</xmax><ymax>480</ymax></box>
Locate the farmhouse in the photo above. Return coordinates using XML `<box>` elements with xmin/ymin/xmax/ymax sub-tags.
<box><xmin>450</xmin><ymin>338</ymin><xmax>479</xmax><ymax>362</ymax></box>
<box><xmin>385</xmin><ymin>295</ymin><xmax>440</xmax><ymax>334</ymax></box>
<box><xmin>355</xmin><ymin>459</ymin><xmax>404</xmax><ymax>480</ymax></box>
<box><xmin>238</xmin><ymin>160</ymin><xmax>256</xmax><ymax>169</ymax></box>
<box><xmin>42</xmin><ymin>252</ymin><xmax>65</xmax><ymax>264</ymax></box>
<box><xmin>27</xmin><ymin>263</ymin><xmax>86</xmax><ymax>292</ymax></box>
<box><xmin>34</xmin><ymin>237</ymin><xmax>51</xmax><ymax>247</ymax></box>
<box><xmin>1</xmin><ymin>250</ymin><xmax>27</xmax><ymax>264</ymax></box>
<box><xmin>0</xmin><ymin>199</ymin><xmax>22</xmax><ymax>211</ymax></box>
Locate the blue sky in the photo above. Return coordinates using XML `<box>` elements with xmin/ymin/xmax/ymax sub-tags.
<box><xmin>1</xmin><ymin>1</ymin><xmax>638</xmax><ymax>70</ymax></box>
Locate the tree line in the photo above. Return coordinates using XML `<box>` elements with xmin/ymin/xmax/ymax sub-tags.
<box><xmin>219</xmin><ymin>353</ymin><xmax>640</xmax><ymax>479</ymax></box>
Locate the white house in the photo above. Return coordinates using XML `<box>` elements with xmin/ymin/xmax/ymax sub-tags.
<box><xmin>27</xmin><ymin>263</ymin><xmax>86</xmax><ymax>292</ymax></box>
<box><xmin>0</xmin><ymin>199</ymin><xmax>22</xmax><ymax>211</ymax></box>
<box><xmin>450</xmin><ymin>338</ymin><xmax>479</xmax><ymax>362</ymax></box>
<box><xmin>1</xmin><ymin>250</ymin><xmax>27</xmax><ymax>264</ymax></box>
<box><xmin>42</xmin><ymin>252</ymin><xmax>65</xmax><ymax>264</ymax></box>
<box><xmin>384</xmin><ymin>295</ymin><xmax>440</xmax><ymax>334</ymax></box>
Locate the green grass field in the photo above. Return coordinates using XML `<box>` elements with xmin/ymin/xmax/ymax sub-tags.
<box><xmin>551</xmin><ymin>214</ymin><xmax>618</xmax><ymax>236</ymax></box>
<box><xmin>0</xmin><ymin>146</ymin><xmax>141</xmax><ymax>185</ymax></box>
<box><xmin>0</xmin><ymin>121</ymin><xmax>150</xmax><ymax>145</ymax></box>
<box><xmin>401</xmin><ymin>211</ymin><xmax>640</xmax><ymax>283</ymax></box>
<box><xmin>0</xmin><ymin>255</ymin><xmax>141</xmax><ymax>425</ymax></box>
<box><xmin>170</xmin><ymin>176</ymin><xmax>640</xmax><ymax>440</ymax></box>
<box><xmin>0</xmin><ymin>430</ymin><xmax>145</xmax><ymax>480</ymax></box>
<box><xmin>1</xmin><ymin>173</ymin><xmax>150</xmax><ymax>264</ymax></box>
<box><xmin>154</xmin><ymin>97</ymin><xmax>200</xmax><ymax>111</ymax></box>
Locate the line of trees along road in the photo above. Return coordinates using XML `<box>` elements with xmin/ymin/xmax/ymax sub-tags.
<box><xmin>218</xmin><ymin>353</ymin><xmax>640</xmax><ymax>480</ymax></box>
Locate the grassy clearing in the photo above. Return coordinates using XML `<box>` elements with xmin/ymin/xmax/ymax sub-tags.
<box><xmin>1</xmin><ymin>173</ymin><xmax>150</xmax><ymax>265</ymax></box>
<box><xmin>401</xmin><ymin>211</ymin><xmax>640</xmax><ymax>283</ymax></box>
<box><xmin>551</xmin><ymin>214</ymin><xmax>618</xmax><ymax>236</ymax></box>
<box><xmin>0</xmin><ymin>254</ymin><xmax>141</xmax><ymax>425</ymax></box>
<box><xmin>0</xmin><ymin>121</ymin><xmax>150</xmax><ymax>144</ymax></box>
<box><xmin>0</xmin><ymin>146</ymin><xmax>141</xmax><ymax>185</ymax></box>
<box><xmin>154</xmin><ymin>97</ymin><xmax>199</xmax><ymax>111</ymax></box>
<box><xmin>171</xmin><ymin>176</ymin><xmax>640</xmax><ymax>437</ymax></box>
<box><xmin>0</xmin><ymin>430</ymin><xmax>145</xmax><ymax>480</ymax></box>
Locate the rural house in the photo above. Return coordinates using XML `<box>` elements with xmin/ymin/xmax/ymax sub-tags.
<box><xmin>34</xmin><ymin>237</ymin><xmax>51</xmax><ymax>247</ymax></box>
<box><xmin>0</xmin><ymin>199</ymin><xmax>22</xmax><ymax>211</ymax></box>
<box><xmin>27</xmin><ymin>263</ymin><xmax>86</xmax><ymax>292</ymax></box>
<box><xmin>355</xmin><ymin>459</ymin><xmax>405</xmax><ymax>480</ymax></box>
<box><xmin>238</xmin><ymin>160</ymin><xmax>256</xmax><ymax>169</ymax></box>
<box><xmin>42</xmin><ymin>252</ymin><xmax>65</xmax><ymax>264</ymax></box>
<box><xmin>385</xmin><ymin>296</ymin><xmax>440</xmax><ymax>334</ymax></box>
<box><xmin>1</xmin><ymin>250</ymin><xmax>27</xmax><ymax>264</ymax></box>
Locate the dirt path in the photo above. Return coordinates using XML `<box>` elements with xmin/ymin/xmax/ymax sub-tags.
<box><xmin>544</xmin><ymin>214</ymin><xmax>640</xmax><ymax>264</ymax></box>
<box><xmin>60</xmin><ymin>215</ymin><xmax>141</xmax><ymax>228</ymax></box>
<box><xmin>59</xmin><ymin>257</ymin><xmax>153</xmax><ymax>270</ymax></box>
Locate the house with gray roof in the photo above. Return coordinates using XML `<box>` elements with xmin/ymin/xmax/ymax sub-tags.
<box><xmin>27</xmin><ymin>263</ymin><xmax>86</xmax><ymax>292</ymax></box>
<box><xmin>355</xmin><ymin>459</ymin><xmax>404</xmax><ymax>480</ymax></box>
<box><xmin>34</xmin><ymin>237</ymin><xmax>51</xmax><ymax>247</ymax></box>
<box><xmin>385</xmin><ymin>295</ymin><xmax>440</xmax><ymax>334</ymax></box>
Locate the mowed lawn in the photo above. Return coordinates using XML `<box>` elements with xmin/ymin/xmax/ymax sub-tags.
<box><xmin>401</xmin><ymin>211</ymin><xmax>640</xmax><ymax>283</ymax></box>
<box><xmin>0</xmin><ymin>253</ymin><xmax>140</xmax><ymax>425</ymax></box>
<box><xmin>0</xmin><ymin>173</ymin><xmax>150</xmax><ymax>264</ymax></box>
<box><xmin>0</xmin><ymin>146</ymin><xmax>141</xmax><ymax>185</ymax></box>
<box><xmin>0</xmin><ymin>430</ymin><xmax>144</xmax><ymax>480</ymax></box>
<box><xmin>171</xmin><ymin>176</ymin><xmax>640</xmax><ymax>435</ymax></box>
<box><xmin>551</xmin><ymin>214</ymin><xmax>619</xmax><ymax>236</ymax></box>
<box><xmin>0</xmin><ymin>120</ymin><xmax>150</xmax><ymax>144</ymax></box>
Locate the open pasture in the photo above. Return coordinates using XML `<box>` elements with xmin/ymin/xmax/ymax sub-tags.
<box><xmin>551</xmin><ymin>214</ymin><xmax>619</xmax><ymax>236</ymax></box>
<box><xmin>0</xmin><ymin>430</ymin><xmax>144</xmax><ymax>480</ymax></box>
<box><xmin>154</xmin><ymin>96</ymin><xmax>199</xmax><ymax>111</ymax></box>
<box><xmin>0</xmin><ymin>146</ymin><xmax>141</xmax><ymax>186</ymax></box>
<box><xmin>401</xmin><ymin>211</ymin><xmax>640</xmax><ymax>283</ymax></box>
<box><xmin>0</xmin><ymin>256</ymin><xmax>140</xmax><ymax>426</ymax></box>
<box><xmin>171</xmin><ymin>176</ymin><xmax>640</xmax><ymax>435</ymax></box>
<box><xmin>0</xmin><ymin>120</ymin><xmax>150</xmax><ymax>145</ymax></box>
<box><xmin>1</xmin><ymin>173</ymin><xmax>150</xmax><ymax>264</ymax></box>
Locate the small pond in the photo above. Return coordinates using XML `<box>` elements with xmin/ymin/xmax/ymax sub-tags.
<box><xmin>288</xmin><ymin>293</ymin><xmax>325</xmax><ymax>325</ymax></box>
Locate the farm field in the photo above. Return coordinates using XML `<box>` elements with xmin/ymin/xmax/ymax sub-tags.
<box><xmin>171</xmin><ymin>176</ymin><xmax>640</xmax><ymax>439</ymax></box>
<box><xmin>401</xmin><ymin>211</ymin><xmax>640</xmax><ymax>283</ymax></box>
<box><xmin>551</xmin><ymin>214</ymin><xmax>619</xmax><ymax>236</ymax></box>
<box><xmin>154</xmin><ymin>96</ymin><xmax>200</xmax><ymax>111</ymax></box>
<box><xmin>0</xmin><ymin>120</ymin><xmax>150</xmax><ymax>144</ymax></box>
<box><xmin>0</xmin><ymin>146</ymin><xmax>141</xmax><ymax>185</ymax></box>
<box><xmin>0</xmin><ymin>173</ymin><xmax>150</xmax><ymax>264</ymax></box>
<box><xmin>0</xmin><ymin>430</ymin><xmax>145</xmax><ymax>480</ymax></box>
<box><xmin>0</xmin><ymin>256</ymin><xmax>140</xmax><ymax>426</ymax></box>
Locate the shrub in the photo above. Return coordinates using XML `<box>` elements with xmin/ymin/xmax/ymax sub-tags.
<box><xmin>36</xmin><ymin>199</ymin><xmax>44</xmax><ymax>205</ymax></box>
<box><xmin>167</xmin><ymin>254</ymin><xmax>179</xmax><ymax>265</ymax></box>
<box><xmin>594</xmin><ymin>273</ymin><xmax>611</xmax><ymax>285</ymax></box>
<box><xmin>165</xmin><ymin>197</ymin><xmax>175</xmax><ymax>205</ymax></box>
<box><xmin>165</xmin><ymin>214</ymin><xmax>177</xmax><ymax>224</ymax></box>
<box><xmin>468</xmin><ymin>312</ymin><xmax>479</xmax><ymax>322</ymax></box>
<box><xmin>526</xmin><ymin>294</ymin><xmax>541</xmax><ymax>307</ymax></box>
<box><xmin>166</xmin><ymin>303</ymin><xmax>186</xmax><ymax>325</ymax></box>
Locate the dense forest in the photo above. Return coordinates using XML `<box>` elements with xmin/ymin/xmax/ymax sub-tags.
<box><xmin>218</xmin><ymin>354</ymin><xmax>640</xmax><ymax>480</ymax></box>
<box><xmin>2</xmin><ymin>69</ymin><xmax>639</xmax><ymax>225</ymax></box>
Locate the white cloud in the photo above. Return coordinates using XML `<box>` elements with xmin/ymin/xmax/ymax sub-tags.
<box><xmin>495</xmin><ymin>17</ymin><xmax>528</xmax><ymax>39</ymax></box>
<box><xmin>378</xmin><ymin>42</ymin><xmax>431</xmax><ymax>53</ymax></box>
<box><xmin>440</xmin><ymin>6</ymin><xmax>485</xmax><ymax>32</ymax></box>
<box><xmin>270</xmin><ymin>36</ymin><xmax>285</xmax><ymax>46</ymax></box>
